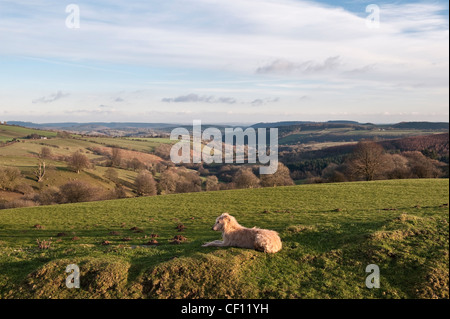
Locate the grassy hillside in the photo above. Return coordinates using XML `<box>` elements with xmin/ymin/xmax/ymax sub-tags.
<box><xmin>0</xmin><ymin>179</ymin><xmax>448</xmax><ymax>299</ymax></box>
<box><xmin>0</xmin><ymin>124</ymin><xmax>57</xmax><ymax>143</ymax></box>
<box><xmin>0</xmin><ymin>127</ymin><xmax>170</xmax><ymax>202</ymax></box>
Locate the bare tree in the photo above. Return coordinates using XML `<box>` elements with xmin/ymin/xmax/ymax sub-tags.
<box><xmin>233</xmin><ymin>168</ymin><xmax>260</xmax><ymax>189</ymax></box>
<box><xmin>127</xmin><ymin>157</ymin><xmax>146</xmax><ymax>171</ymax></box>
<box><xmin>205</xmin><ymin>175</ymin><xmax>219</xmax><ymax>191</ymax></box>
<box><xmin>260</xmin><ymin>163</ymin><xmax>295</xmax><ymax>187</ymax></box>
<box><xmin>0</xmin><ymin>167</ymin><xmax>21</xmax><ymax>191</ymax></box>
<box><xmin>384</xmin><ymin>154</ymin><xmax>411</xmax><ymax>179</ymax></box>
<box><xmin>104</xmin><ymin>168</ymin><xmax>121</xmax><ymax>186</ymax></box>
<box><xmin>59</xmin><ymin>180</ymin><xmax>102</xmax><ymax>203</ymax></box>
<box><xmin>134</xmin><ymin>170</ymin><xmax>157</xmax><ymax>196</ymax></box>
<box><xmin>39</xmin><ymin>147</ymin><xmax>52</xmax><ymax>159</ymax></box>
<box><xmin>154</xmin><ymin>144</ymin><xmax>172</xmax><ymax>160</ymax></box>
<box><xmin>159</xmin><ymin>168</ymin><xmax>178</xmax><ymax>194</ymax></box>
<box><xmin>347</xmin><ymin>141</ymin><xmax>387</xmax><ymax>181</ymax></box>
<box><xmin>68</xmin><ymin>151</ymin><xmax>90</xmax><ymax>174</ymax></box>
<box><xmin>34</xmin><ymin>160</ymin><xmax>46</xmax><ymax>182</ymax></box>
<box><xmin>176</xmin><ymin>168</ymin><xmax>202</xmax><ymax>193</ymax></box>
<box><xmin>403</xmin><ymin>151</ymin><xmax>442</xmax><ymax>178</ymax></box>
<box><xmin>111</xmin><ymin>148</ymin><xmax>122</xmax><ymax>167</ymax></box>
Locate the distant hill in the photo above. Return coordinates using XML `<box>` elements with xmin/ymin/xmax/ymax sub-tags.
<box><xmin>390</xmin><ymin>122</ymin><xmax>449</xmax><ymax>130</ymax></box>
<box><xmin>7</xmin><ymin>121</ymin><xmax>178</xmax><ymax>130</ymax></box>
<box><xmin>7</xmin><ymin>120</ymin><xmax>449</xmax><ymax>131</ymax></box>
<box><xmin>251</xmin><ymin>121</ymin><xmax>315</xmax><ymax>128</ymax></box>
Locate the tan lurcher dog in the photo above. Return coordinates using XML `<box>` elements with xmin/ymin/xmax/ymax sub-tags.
<box><xmin>202</xmin><ymin>213</ymin><xmax>282</xmax><ymax>253</ymax></box>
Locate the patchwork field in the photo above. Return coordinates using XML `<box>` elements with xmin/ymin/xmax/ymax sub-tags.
<box><xmin>0</xmin><ymin>179</ymin><xmax>448</xmax><ymax>299</ymax></box>
<box><xmin>0</xmin><ymin>124</ymin><xmax>172</xmax><ymax>201</ymax></box>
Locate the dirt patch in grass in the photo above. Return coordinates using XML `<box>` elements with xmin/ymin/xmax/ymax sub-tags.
<box><xmin>17</xmin><ymin>257</ymin><xmax>130</xmax><ymax>299</ymax></box>
<box><xmin>137</xmin><ymin>250</ymin><xmax>257</xmax><ymax>298</ymax></box>
<box><xmin>176</xmin><ymin>224</ymin><xmax>186</xmax><ymax>232</ymax></box>
<box><xmin>173</xmin><ymin>235</ymin><xmax>187</xmax><ymax>242</ymax></box>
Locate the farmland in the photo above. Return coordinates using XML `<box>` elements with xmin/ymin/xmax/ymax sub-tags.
<box><xmin>0</xmin><ymin>124</ymin><xmax>171</xmax><ymax>202</ymax></box>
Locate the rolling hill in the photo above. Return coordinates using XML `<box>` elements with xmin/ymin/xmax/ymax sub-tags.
<box><xmin>0</xmin><ymin>123</ymin><xmax>171</xmax><ymax>202</ymax></box>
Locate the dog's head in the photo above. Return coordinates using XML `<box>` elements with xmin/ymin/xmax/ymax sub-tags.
<box><xmin>212</xmin><ymin>213</ymin><xmax>233</xmax><ymax>231</ymax></box>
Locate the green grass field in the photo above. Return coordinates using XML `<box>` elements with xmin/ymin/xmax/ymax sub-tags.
<box><xmin>80</xmin><ymin>136</ymin><xmax>176</xmax><ymax>153</ymax></box>
<box><xmin>0</xmin><ymin>179</ymin><xmax>448</xmax><ymax>299</ymax></box>
<box><xmin>0</xmin><ymin>124</ymin><xmax>57</xmax><ymax>143</ymax></box>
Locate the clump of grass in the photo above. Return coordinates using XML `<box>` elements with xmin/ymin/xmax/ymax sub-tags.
<box><xmin>369</xmin><ymin>229</ymin><xmax>415</xmax><ymax>241</ymax></box>
<box><xmin>18</xmin><ymin>257</ymin><xmax>130</xmax><ymax>299</ymax></box>
<box><xmin>139</xmin><ymin>251</ymin><xmax>256</xmax><ymax>298</ymax></box>
<box><xmin>36</xmin><ymin>238</ymin><xmax>52</xmax><ymax>249</ymax></box>
<box><xmin>393</xmin><ymin>213</ymin><xmax>420</xmax><ymax>224</ymax></box>
<box><xmin>286</xmin><ymin>225</ymin><xmax>315</xmax><ymax>233</ymax></box>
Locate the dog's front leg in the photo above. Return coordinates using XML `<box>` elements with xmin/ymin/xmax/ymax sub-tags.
<box><xmin>202</xmin><ymin>240</ymin><xmax>227</xmax><ymax>247</ymax></box>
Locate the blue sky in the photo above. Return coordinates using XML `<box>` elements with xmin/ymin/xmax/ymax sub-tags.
<box><xmin>0</xmin><ymin>0</ymin><xmax>448</xmax><ymax>124</ymax></box>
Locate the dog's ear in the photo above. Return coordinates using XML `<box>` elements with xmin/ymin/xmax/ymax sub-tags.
<box><xmin>222</xmin><ymin>213</ymin><xmax>231</xmax><ymax>222</ymax></box>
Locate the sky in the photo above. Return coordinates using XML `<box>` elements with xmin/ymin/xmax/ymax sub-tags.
<box><xmin>0</xmin><ymin>0</ymin><xmax>448</xmax><ymax>124</ymax></box>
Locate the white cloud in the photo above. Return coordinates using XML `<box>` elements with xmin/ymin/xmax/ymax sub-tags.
<box><xmin>32</xmin><ymin>91</ymin><xmax>70</xmax><ymax>103</ymax></box>
<box><xmin>256</xmin><ymin>57</ymin><xmax>342</xmax><ymax>75</ymax></box>
<box><xmin>162</xmin><ymin>94</ymin><xmax>237</xmax><ymax>104</ymax></box>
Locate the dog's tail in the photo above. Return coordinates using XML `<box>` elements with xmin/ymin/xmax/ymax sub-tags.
<box><xmin>254</xmin><ymin>231</ymin><xmax>282</xmax><ymax>253</ymax></box>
